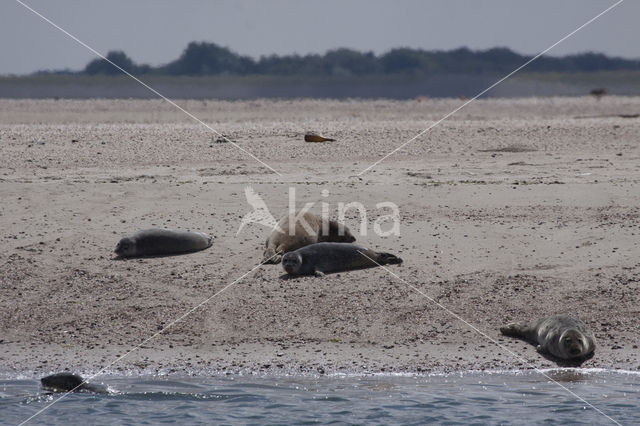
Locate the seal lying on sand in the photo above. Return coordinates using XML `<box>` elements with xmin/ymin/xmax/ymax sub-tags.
<box><xmin>500</xmin><ymin>314</ymin><xmax>596</xmax><ymax>360</ymax></box>
<box><xmin>114</xmin><ymin>228</ymin><xmax>212</xmax><ymax>258</ymax></box>
<box><xmin>41</xmin><ymin>372</ymin><xmax>109</xmax><ymax>394</ymax></box>
<box><xmin>263</xmin><ymin>212</ymin><xmax>355</xmax><ymax>264</ymax></box>
<box><xmin>304</xmin><ymin>132</ymin><xmax>335</xmax><ymax>142</ymax></box>
<box><xmin>282</xmin><ymin>242</ymin><xmax>402</xmax><ymax>276</ymax></box>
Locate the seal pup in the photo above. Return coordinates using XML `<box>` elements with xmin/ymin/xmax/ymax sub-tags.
<box><xmin>304</xmin><ymin>132</ymin><xmax>335</xmax><ymax>142</ymax></box>
<box><xmin>500</xmin><ymin>314</ymin><xmax>596</xmax><ymax>361</ymax></box>
<box><xmin>41</xmin><ymin>372</ymin><xmax>109</xmax><ymax>394</ymax></box>
<box><xmin>263</xmin><ymin>212</ymin><xmax>355</xmax><ymax>264</ymax></box>
<box><xmin>114</xmin><ymin>228</ymin><xmax>212</xmax><ymax>258</ymax></box>
<box><xmin>282</xmin><ymin>242</ymin><xmax>402</xmax><ymax>276</ymax></box>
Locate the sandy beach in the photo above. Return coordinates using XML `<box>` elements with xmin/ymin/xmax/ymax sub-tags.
<box><xmin>0</xmin><ymin>97</ymin><xmax>638</xmax><ymax>377</ymax></box>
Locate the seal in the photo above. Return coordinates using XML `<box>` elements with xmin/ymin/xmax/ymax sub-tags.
<box><xmin>114</xmin><ymin>228</ymin><xmax>212</xmax><ymax>258</ymax></box>
<box><xmin>263</xmin><ymin>212</ymin><xmax>355</xmax><ymax>264</ymax></box>
<box><xmin>500</xmin><ymin>314</ymin><xmax>596</xmax><ymax>361</ymax></box>
<box><xmin>282</xmin><ymin>242</ymin><xmax>402</xmax><ymax>276</ymax></box>
<box><xmin>41</xmin><ymin>372</ymin><xmax>109</xmax><ymax>394</ymax></box>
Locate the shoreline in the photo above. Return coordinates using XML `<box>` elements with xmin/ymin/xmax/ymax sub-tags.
<box><xmin>3</xmin><ymin>72</ymin><xmax>640</xmax><ymax>99</ymax></box>
<box><xmin>3</xmin><ymin>366</ymin><xmax>640</xmax><ymax>384</ymax></box>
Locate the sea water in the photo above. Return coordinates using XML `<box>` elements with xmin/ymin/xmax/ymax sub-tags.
<box><xmin>1</xmin><ymin>369</ymin><xmax>638</xmax><ymax>425</ymax></box>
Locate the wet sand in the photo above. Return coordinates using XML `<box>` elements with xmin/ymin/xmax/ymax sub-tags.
<box><xmin>0</xmin><ymin>97</ymin><xmax>639</xmax><ymax>377</ymax></box>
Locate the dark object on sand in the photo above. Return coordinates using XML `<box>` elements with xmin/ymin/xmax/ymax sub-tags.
<box><xmin>590</xmin><ymin>88</ymin><xmax>606</xmax><ymax>98</ymax></box>
<box><xmin>574</xmin><ymin>113</ymin><xmax>639</xmax><ymax>119</ymax></box>
<box><xmin>114</xmin><ymin>228</ymin><xmax>212</xmax><ymax>258</ymax></box>
<box><xmin>304</xmin><ymin>132</ymin><xmax>336</xmax><ymax>142</ymax></box>
<box><xmin>282</xmin><ymin>242</ymin><xmax>402</xmax><ymax>276</ymax></box>
<box><xmin>478</xmin><ymin>145</ymin><xmax>537</xmax><ymax>153</ymax></box>
<box><xmin>500</xmin><ymin>314</ymin><xmax>596</xmax><ymax>361</ymax></box>
<box><xmin>41</xmin><ymin>372</ymin><xmax>109</xmax><ymax>394</ymax></box>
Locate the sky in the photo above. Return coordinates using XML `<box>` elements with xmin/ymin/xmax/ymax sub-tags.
<box><xmin>1</xmin><ymin>0</ymin><xmax>637</xmax><ymax>75</ymax></box>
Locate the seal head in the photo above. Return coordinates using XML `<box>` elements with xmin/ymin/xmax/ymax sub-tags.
<box><xmin>114</xmin><ymin>237</ymin><xmax>135</xmax><ymax>257</ymax></box>
<box><xmin>559</xmin><ymin>328</ymin><xmax>591</xmax><ymax>359</ymax></box>
<box><xmin>325</xmin><ymin>220</ymin><xmax>356</xmax><ymax>243</ymax></box>
<box><xmin>41</xmin><ymin>372</ymin><xmax>84</xmax><ymax>392</ymax></box>
<box><xmin>41</xmin><ymin>372</ymin><xmax>109</xmax><ymax>394</ymax></box>
<box><xmin>282</xmin><ymin>252</ymin><xmax>303</xmax><ymax>275</ymax></box>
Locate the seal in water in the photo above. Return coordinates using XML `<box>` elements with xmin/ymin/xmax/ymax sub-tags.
<box><xmin>41</xmin><ymin>372</ymin><xmax>109</xmax><ymax>394</ymax></box>
<box><xmin>263</xmin><ymin>212</ymin><xmax>355</xmax><ymax>264</ymax></box>
<box><xmin>281</xmin><ymin>242</ymin><xmax>402</xmax><ymax>276</ymax></box>
<box><xmin>500</xmin><ymin>314</ymin><xmax>596</xmax><ymax>360</ymax></box>
<box><xmin>114</xmin><ymin>228</ymin><xmax>212</xmax><ymax>258</ymax></box>
<box><xmin>304</xmin><ymin>132</ymin><xmax>336</xmax><ymax>142</ymax></box>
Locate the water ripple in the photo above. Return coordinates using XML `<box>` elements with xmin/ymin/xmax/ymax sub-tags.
<box><xmin>1</xmin><ymin>370</ymin><xmax>638</xmax><ymax>425</ymax></box>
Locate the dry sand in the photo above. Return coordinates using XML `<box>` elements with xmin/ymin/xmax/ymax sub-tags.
<box><xmin>0</xmin><ymin>97</ymin><xmax>639</xmax><ymax>377</ymax></box>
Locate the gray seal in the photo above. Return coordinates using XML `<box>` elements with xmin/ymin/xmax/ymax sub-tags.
<box><xmin>500</xmin><ymin>314</ymin><xmax>596</xmax><ymax>360</ymax></box>
<box><xmin>41</xmin><ymin>372</ymin><xmax>109</xmax><ymax>394</ymax></box>
<box><xmin>114</xmin><ymin>228</ymin><xmax>212</xmax><ymax>258</ymax></box>
<box><xmin>282</xmin><ymin>242</ymin><xmax>402</xmax><ymax>276</ymax></box>
<box><xmin>263</xmin><ymin>212</ymin><xmax>355</xmax><ymax>264</ymax></box>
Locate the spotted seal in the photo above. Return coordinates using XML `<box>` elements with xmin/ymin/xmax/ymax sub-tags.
<box><xmin>114</xmin><ymin>228</ymin><xmax>212</xmax><ymax>258</ymax></box>
<box><xmin>500</xmin><ymin>314</ymin><xmax>596</xmax><ymax>360</ymax></box>
<box><xmin>263</xmin><ymin>212</ymin><xmax>355</xmax><ymax>264</ymax></box>
<box><xmin>41</xmin><ymin>372</ymin><xmax>109</xmax><ymax>394</ymax></box>
<box><xmin>281</xmin><ymin>242</ymin><xmax>402</xmax><ymax>276</ymax></box>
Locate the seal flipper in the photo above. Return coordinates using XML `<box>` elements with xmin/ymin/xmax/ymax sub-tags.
<box><xmin>376</xmin><ymin>252</ymin><xmax>403</xmax><ymax>265</ymax></box>
<box><xmin>262</xmin><ymin>247</ymin><xmax>282</xmax><ymax>264</ymax></box>
<box><xmin>500</xmin><ymin>323</ymin><xmax>526</xmax><ymax>337</ymax></box>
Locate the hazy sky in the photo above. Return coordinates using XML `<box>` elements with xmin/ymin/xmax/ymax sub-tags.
<box><xmin>2</xmin><ymin>0</ymin><xmax>637</xmax><ymax>75</ymax></box>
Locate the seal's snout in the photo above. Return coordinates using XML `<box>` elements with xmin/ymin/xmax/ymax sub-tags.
<box><xmin>114</xmin><ymin>239</ymin><xmax>125</xmax><ymax>255</ymax></box>
<box><xmin>569</xmin><ymin>345</ymin><xmax>582</xmax><ymax>356</ymax></box>
<box><xmin>114</xmin><ymin>237</ymin><xmax>133</xmax><ymax>257</ymax></box>
<box><xmin>562</xmin><ymin>330</ymin><xmax>588</xmax><ymax>358</ymax></box>
<box><xmin>282</xmin><ymin>259</ymin><xmax>297</xmax><ymax>274</ymax></box>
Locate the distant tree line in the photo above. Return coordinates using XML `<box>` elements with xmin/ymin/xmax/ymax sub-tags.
<box><xmin>81</xmin><ymin>42</ymin><xmax>640</xmax><ymax>76</ymax></box>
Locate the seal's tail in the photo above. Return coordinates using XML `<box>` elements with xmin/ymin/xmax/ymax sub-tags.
<box><xmin>499</xmin><ymin>323</ymin><xmax>525</xmax><ymax>337</ymax></box>
<box><xmin>377</xmin><ymin>252</ymin><xmax>402</xmax><ymax>265</ymax></box>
